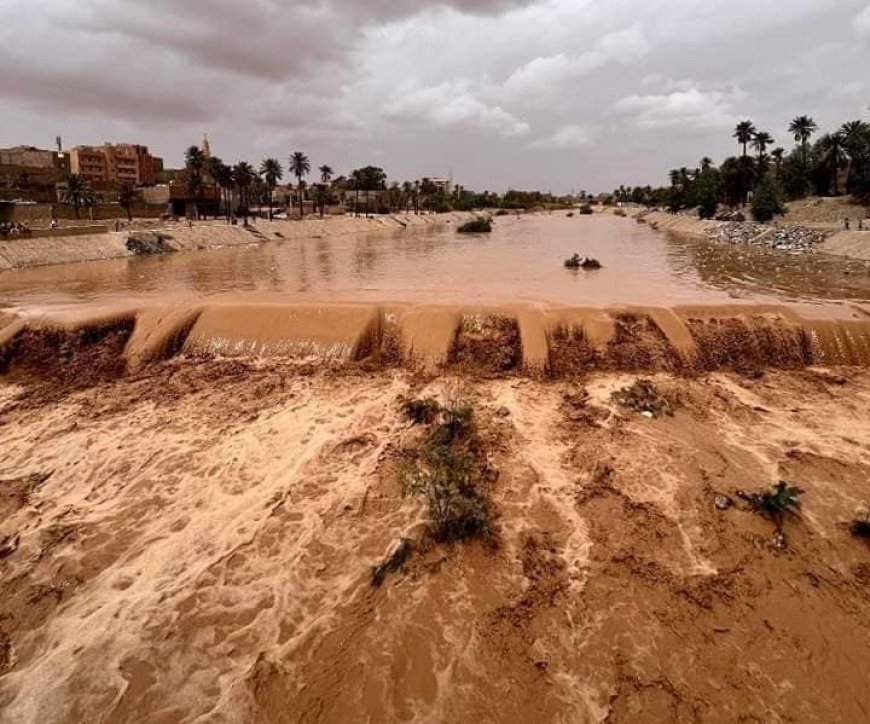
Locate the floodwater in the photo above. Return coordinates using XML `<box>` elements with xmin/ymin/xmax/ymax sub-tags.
<box><xmin>1</xmin><ymin>214</ymin><xmax>869</xmax><ymax>314</ymax></box>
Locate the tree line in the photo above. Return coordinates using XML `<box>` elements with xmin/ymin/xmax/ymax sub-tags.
<box><xmin>611</xmin><ymin>116</ymin><xmax>870</xmax><ymax>222</ymax></box>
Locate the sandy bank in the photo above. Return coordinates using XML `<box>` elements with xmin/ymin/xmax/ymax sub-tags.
<box><xmin>0</xmin><ymin>359</ymin><xmax>869</xmax><ymax>722</ymax></box>
<box><xmin>0</xmin><ymin>213</ymin><xmax>473</xmax><ymax>272</ymax></box>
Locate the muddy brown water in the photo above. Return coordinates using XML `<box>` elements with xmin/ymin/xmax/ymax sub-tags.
<box><xmin>0</xmin><ymin>215</ymin><xmax>868</xmax><ymax>316</ymax></box>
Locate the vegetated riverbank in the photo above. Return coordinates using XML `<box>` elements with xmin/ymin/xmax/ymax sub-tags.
<box><xmin>0</xmin><ymin>351</ymin><xmax>869</xmax><ymax>722</ymax></box>
<box><xmin>0</xmin><ymin>213</ymin><xmax>475</xmax><ymax>272</ymax></box>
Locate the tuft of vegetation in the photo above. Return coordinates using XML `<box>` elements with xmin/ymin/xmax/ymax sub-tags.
<box><xmin>743</xmin><ymin>481</ymin><xmax>804</xmax><ymax>526</ymax></box>
<box><xmin>566</xmin><ymin>211</ymin><xmax>575</xmax><ymax>218</ymax></box>
<box><xmin>400</xmin><ymin>397</ymin><xmax>494</xmax><ymax>544</ymax></box>
<box><xmin>457</xmin><ymin>217</ymin><xmax>493</xmax><ymax>233</ymax></box>
<box><xmin>611</xmin><ymin>379</ymin><xmax>676</xmax><ymax>418</ymax></box>
<box><xmin>494</xmin><ymin>209</ymin><xmax>510</xmax><ymax>216</ymax></box>
<box><xmin>613</xmin><ymin>208</ymin><xmax>627</xmax><ymax>217</ymax></box>
<box><xmin>578</xmin><ymin>204</ymin><xmax>594</xmax><ymax>215</ymax></box>
<box><xmin>401</xmin><ymin>396</ymin><xmax>442</xmax><ymax>425</ymax></box>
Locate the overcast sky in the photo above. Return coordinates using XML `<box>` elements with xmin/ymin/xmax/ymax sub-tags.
<box><xmin>3</xmin><ymin>0</ymin><xmax>870</xmax><ymax>193</ymax></box>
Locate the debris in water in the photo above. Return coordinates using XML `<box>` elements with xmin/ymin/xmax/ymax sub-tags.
<box><xmin>564</xmin><ymin>254</ymin><xmax>602</xmax><ymax>270</ymax></box>
<box><xmin>0</xmin><ymin>533</ymin><xmax>20</xmax><ymax>559</ymax></box>
<box><xmin>371</xmin><ymin>538</ymin><xmax>412</xmax><ymax>587</ymax></box>
<box><xmin>714</xmin><ymin>494</ymin><xmax>734</xmax><ymax>511</ymax></box>
<box><xmin>611</xmin><ymin>379</ymin><xmax>677</xmax><ymax>418</ymax></box>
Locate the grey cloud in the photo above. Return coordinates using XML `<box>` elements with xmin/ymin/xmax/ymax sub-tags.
<box><xmin>3</xmin><ymin>0</ymin><xmax>870</xmax><ymax>191</ymax></box>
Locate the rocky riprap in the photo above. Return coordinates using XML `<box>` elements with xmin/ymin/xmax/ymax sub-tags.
<box><xmin>705</xmin><ymin>222</ymin><xmax>824</xmax><ymax>253</ymax></box>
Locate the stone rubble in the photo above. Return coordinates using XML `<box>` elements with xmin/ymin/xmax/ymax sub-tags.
<box><xmin>704</xmin><ymin>222</ymin><xmax>824</xmax><ymax>253</ymax></box>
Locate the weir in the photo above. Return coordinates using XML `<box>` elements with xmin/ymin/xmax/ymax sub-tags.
<box><xmin>2</xmin><ymin>301</ymin><xmax>870</xmax><ymax>380</ymax></box>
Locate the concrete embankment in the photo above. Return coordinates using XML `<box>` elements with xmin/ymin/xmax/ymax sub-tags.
<box><xmin>638</xmin><ymin>211</ymin><xmax>717</xmax><ymax>238</ymax></box>
<box><xmin>818</xmin><ymin>231</ymin><xmax>870</xmax><ymax>261</ymax></box>
<box><xmin>0</xmin><ymin>213</ymin><xmax>473</xmax><ymax>271</ymax></box>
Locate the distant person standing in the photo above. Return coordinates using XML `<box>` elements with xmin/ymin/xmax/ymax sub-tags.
<box><xmin>844</xmin><ymin>217</ymin><xmax>850</xmax><ymax>230</ymax></box>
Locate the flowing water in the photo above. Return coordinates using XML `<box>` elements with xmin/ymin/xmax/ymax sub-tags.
<box><xmin>1</xmin><ymin>214</ymin><xmax>868</xmax><ymax>315</ymax></box>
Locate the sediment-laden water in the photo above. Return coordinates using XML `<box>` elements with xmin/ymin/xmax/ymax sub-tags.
<box><xmin>1</xmin><ymin>215</ymin><xmax>868</xmax><ymax>316</ymax></box>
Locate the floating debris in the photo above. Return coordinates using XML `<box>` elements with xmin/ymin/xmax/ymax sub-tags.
<box><xmin>714</xmin><ymin>494</ymin><xmax>734</xmax><ymax>511</ymax></box>
<box><xmin>564</xmin><ymin>254</ymin><xmax>603</xmax><ymax>270</ymax></box>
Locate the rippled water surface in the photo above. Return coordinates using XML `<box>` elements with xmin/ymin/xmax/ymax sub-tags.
<box><xmin>1</xmin><ymin>215</ymin><xmax>868</xmax><ymax>312</ymax></box>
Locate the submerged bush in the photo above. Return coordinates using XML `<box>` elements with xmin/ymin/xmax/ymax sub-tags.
<box><xmin>457</xmin><ymin>217</ymin><xmax>493</xmax><ymax>233</ymax></box>
<box><xmin>400</xmin><ymin>397</ymin><xmax>494</xmax><ymax>544</ymax></box>
<box><xmin>401</xmin><ymin>397</ymin><xmax>442</xmax><ymax>425</ymax></box>
<box><xmin>578</xmin><ymin>204</ymin><xmax>594</xmax><ymax>215</ymax></box>
<box><xmin>564</xmin><ymin>254</ymin><xmax>602</xmax><ymax>270</ymax></box>
<box><xmin>744</xmin><ymin>481</ymin><xmax>803</xmax><ymax>526</ymax></box>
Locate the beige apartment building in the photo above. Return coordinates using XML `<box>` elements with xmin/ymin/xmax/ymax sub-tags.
<box><xmin>68</xmin><ymin>143</ymin><xmax>163</xmax><ymax>185</ymax></box>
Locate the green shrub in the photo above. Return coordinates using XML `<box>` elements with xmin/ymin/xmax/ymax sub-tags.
<box><xmin>457</xmin><ymin>217</ymin><xmax>493</xmax><ymax>233</ymax></box>
<box><xmin>578</xmin><ymin>204</ymin><xmax>593</xmax><ymax>215</ymax></box>
<box><xmin>751</xmin><ymin>173</ymin><xmax>785</xmax><ymax>223</ymax></box>
<box><xmin>401</xmin><ymin>397</ymin><xmax>441</xmax><ymax>425</ymax></box>
<box><xmin>748</xmin><ymin>481</ymin><xmax>803</xmax><ymax>523</ymax></box>
<box><xmin>400</xmin><ymin>399</ymin><xmax>494</xmax><ymax>544</ymax></box>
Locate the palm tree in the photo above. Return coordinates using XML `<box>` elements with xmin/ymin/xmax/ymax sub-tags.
<box><xmin>788</xmin><ymin>115</ymin><xmax>818</xmax><ymax>169</ymax></box>
<box><xmin>733</xmin><ymin>120</ymin><xmax>756</xmax><ymax>158</ymax></box>
<box><xmin>288</xmin><ymin>151</ymin><xmax>310</xmax><ymax>218</ymax></box>
<box><xmin>700</xmin><ymin>157</ymin><xmax>713</xmax><ymax>171</ymax></box>
<box><xmin>118</xmin><ymin>182</ymin><xmax>137</xmax><ymax>222</ymax></box>
<box><xmin>232</xmin><ymin>161</ymin><xmax>256</xmax><ymax>224</ymax></box>
<box><xmin>817</xmin><ymin>133</ymin><xmax>849</xmax><ymax>195</ymax></box>
<box><xmin>210</xmin><ymin>156</ymin><xmax>233</xmax><ymax>222</ymax></box>
<box><xmin>752</xmin><ymin>131</ymin><xmax>774</xmax><ymax>161</ymax></box>
<box><xmin>185</xmin><ymin>145</ymin><xmax>206</xmax><ymax>219</ymax></box>
<box><xmin>259</xmin><ymin>158</ymin><xmax>283</xmax><ymax>220</ymax></box>
<box><xmin>840</xmin><ymin>120</ymin><xmax>870</xmax><ymax>152</ymax></box>
<box><xmin>771</xmin><ymin>148</ymin><xmax>785</xmax><ymax>176</ymax></box>
<box><xmin>61</xmin><ymin>173</ymin><xmax>87</xmax><ymax>219</ymax></box>
<box><xmin>319</xmin><ymin>165</ymin><xmax>334</xmax><ymax>185</ymax></box>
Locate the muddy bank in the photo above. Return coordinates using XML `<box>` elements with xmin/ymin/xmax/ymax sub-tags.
<box><xmin>0</xmin><ymin>359</ymin><xmax>869</xmax><ymax>722</ymax></box>
<box><xmin>0</xmin><ymin>213</ymin><xmax>473</xmax><ymax>271</ymax></box>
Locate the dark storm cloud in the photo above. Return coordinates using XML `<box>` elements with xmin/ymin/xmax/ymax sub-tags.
<box><xmin>2</xmin><ymin>0</ymin><xmax>869</xmax><ymax>191</ymax></box>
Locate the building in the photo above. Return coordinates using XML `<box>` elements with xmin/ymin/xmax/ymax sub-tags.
<box><xmin>422</xmin><ymin>176</ymin><xmax>453</xmax><ymax>195</ymax></box>
<box><xmin>0</xmin><ymin>145</ymin><xmax>70</xmax><ymax>200</ymax></box>
<box><xmin>68</xmin><ymin>143</ymin><xmax>163</xmax><ymax>185</ymax></box>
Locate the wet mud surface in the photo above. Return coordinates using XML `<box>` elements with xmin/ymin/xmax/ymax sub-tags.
<box><xmin>1</xmin><ymin>359</ymin><xmax>869</xmax><ymax>722</ymax></box>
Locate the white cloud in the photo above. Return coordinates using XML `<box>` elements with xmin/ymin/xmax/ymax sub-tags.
<box><xmin>529</xmin><ymin>124</ymin><xmax>593</xmax><ymax>150</ymax></box>
<box><xmin>854</xmin><ymin>6</ymin><xmax>870</xmax><ymax>40</ymax></box>
<box><xmin>611</xmin><ymin>83</ymin><xmax>747</xmax><ymax>130</ymax></box>
<box><xmin>382</xmin><ymin>81</ymin><xmax>530</xmax><ymax>136</ymax></box>
<box><xmin>501</xmin><ymin>24</ymin><xmax>650</xmax><ymax>102</ymax></box>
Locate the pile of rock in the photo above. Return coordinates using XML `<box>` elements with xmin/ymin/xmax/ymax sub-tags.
<box><xmin>765</xmin><ymin>225</ymin><xmax>824</xmax><ymax>252</ymax></box>
<box><xmin>705</xmin><ymin>222</ymin><xmax>824</xmax><ymax>253</ymax></box>
<box><xmin>705</xmin><ymin>222</ymin><xmax>763</xmax><ymax>245</ymax></box>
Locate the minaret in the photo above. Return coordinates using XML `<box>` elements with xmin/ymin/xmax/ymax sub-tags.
<box><xmin>202</xmin><ymin>133</ymin><xmax>211</xmax><ymax>158</ymax></box>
